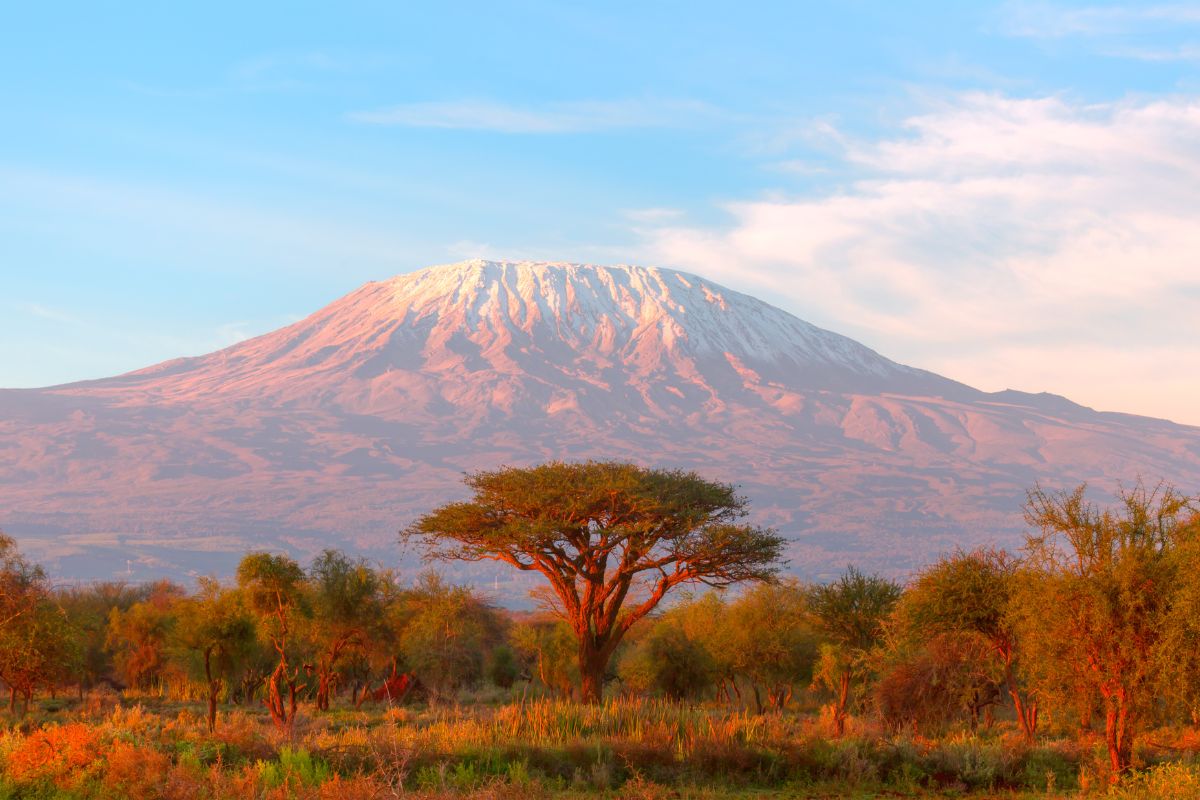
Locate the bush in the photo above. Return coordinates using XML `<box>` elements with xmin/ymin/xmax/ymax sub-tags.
<box><xmin>3</xmin><ymin>722</ymin><xmax>102</xmax><ymax>789</ymax></box>
<box><xmin>618</xmin><ymin>625</ymin><xmax>717</xmax><ymax>700</ymax></box>
<box><xmin>922</xmin><ymin>735</ymin><xmax>1014</xmax><ymax>790</ymax></box>
<box><xmin>487</xmin><ymin>645</ymin><xmax>520</xmax><ymax>689</ymax></box>
<box><xmin>1109</xmin><ymin>762</ymin><xmax>1200</xmax><ymax>799</ymax></box>
<box><xmin>257</xmin><ymin>746</ymin><xmax>332</xmax><ymax>789</ymax></box>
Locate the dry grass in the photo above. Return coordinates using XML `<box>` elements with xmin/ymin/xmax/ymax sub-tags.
<box><xmin>1</xmin><ymin>697</ymin><xmax>1199</xmax><ymax>798</ymax></box>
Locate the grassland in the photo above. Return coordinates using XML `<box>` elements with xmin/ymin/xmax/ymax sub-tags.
<box><xmin>3</xmin><ymin>693</ymin><xmax>1200</xmax><ymax>799</ymax></box>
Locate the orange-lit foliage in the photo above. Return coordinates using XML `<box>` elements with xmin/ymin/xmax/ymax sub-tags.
<box><xmin>5</xmin><ymin>722</ymin><xmax>101</xmax><ymax>787</ymax></box>
<box><xmin>102</xmin><ymin>739</ymin><xmax>173</xmax><ymax>800</ymax></box>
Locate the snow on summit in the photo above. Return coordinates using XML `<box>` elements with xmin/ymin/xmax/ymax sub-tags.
<box><xmin>87</xmin><ymin>259</ymin><xmax>956</xmax><ymax>411</ymax></box>
<box><xmin>2</xmin><ymin>258</ymin><xmax>1199</xmax><ymax>586</ymax></box>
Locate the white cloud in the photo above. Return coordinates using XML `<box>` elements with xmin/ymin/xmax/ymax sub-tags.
<box><xmin>622</xmin><ymin>207</ymin><xmax>686</xmax><ymax>224</ymax></box>
<box><xmin>636</xmin><ymin>92</ymin><xmax>1200</xmax><ymax>425</ymax></box>
<box><xmin>349</xmin><ymin>98</ymin><xmax>715</xmax><ymax>133</ymax></box>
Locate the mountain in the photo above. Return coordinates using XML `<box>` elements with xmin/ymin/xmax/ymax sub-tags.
<box><xmin>3</xmin><ymin>259</ymin><xmax>1199</xmax><ymax>589</ymax></box>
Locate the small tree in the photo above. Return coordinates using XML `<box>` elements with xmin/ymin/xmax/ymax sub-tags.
<box><xmin>808</xmin><ymin>567</ymin><xmax>901</xmax><ymax>736</ymax></box>
<box><xmin>56</xmin><ymin>583</ymin><xmax>146</xmax><ymax>698</ymax></box>
<box><xmin>1019</xmin><ymin>482</ymin><xmax>1198</xmax><ymax>780</ymax></box>
<box><xmin>0</xmin><ymin>534</ymin><xmax>76</xmax><ymax>714</ymax></box>
<box><xmin>874</xmin><ymin>631</ymin><xmax>997</xmax><ymax>733</ymax></box>
<box><xmin>0</xmin><ymin>533</ymin><xmax>42</xmax><ymax>630</ymax></box>
<box><xmin>618</xmin><ymin>614</ymin><xmax>718</xmax><ymax>700</ymax></box>
<box><xmin>104</xmin><ymin>584</ymin><xmax>184</xmax><ymax>692</ymax></box>
<box><xmin>404</xmin><ymin>461</ymin><xmax>785</xmax><ymax>702</ymax></box>
<box><xmin>900</xmin><ymin>549</ymin><xmax>1037</xmax><ymax>740</ymax></box>
<box><xmin>305</xmin><ymin>550</ymin><xmax>384</xmax><ymax>710</ymax></box>
<box><xmin>395</xmin><ymin>572</ymin><xmax>500</xmax><ymax>700</ymax></box>
<box><xmin>722</xmin><ymin>581</ymin><xmax>818</xmax><ymax>712</ymax></box>
<box><xmin>174</xmin><ymin>578</ymin><xmax>256</xmax><ymax>731</ymax></box>
<box><xmin>237</xmin><ymin>552</ymin><xmax>307</xmax><ymax>729</ymax></box>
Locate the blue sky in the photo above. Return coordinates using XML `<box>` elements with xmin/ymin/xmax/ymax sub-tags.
<box><xmin>3</xmin><ymin>1</ymin><xmax>1199</xmax><ymax>423</ymax></box>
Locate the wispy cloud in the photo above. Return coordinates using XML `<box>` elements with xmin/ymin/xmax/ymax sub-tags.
<box><xmin>633</xmin><ymin>92</ymin><xmax>1200</xmax><ymax>425</ymax></box>
<box><xmin>15</xmin><ymin>302</ymin><xmax>80</xmax><ymax>325</ymax></box>
<box><xmin>622</xmin><ymin>207</ymin><xmax>686</xmax><ymax>224</ymax></box>
<box><xmin>999</xmin><ymin>2</ymin><xmax>1200</xmax><ymax>39</ymax></box>
<box><xmin>997</xmin><ymin>1</ymin><xmax>1200</xmax><ymax>61</ymax></box>
<box><xmin>1103</xmin><ymin>43</ymin><xmax>1200</xmax><ymax>61</ymax></box>
<box><xmin>348</xmin><ymin>98</ymin><xmax>716</xmax><ymax>133</ymax></box>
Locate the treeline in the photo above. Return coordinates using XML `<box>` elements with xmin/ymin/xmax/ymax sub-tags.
<box><xmin>0</xmin><ymin>544</ymin><xmax>517</xmax><ymax>730</ymax></box>
<box><xmin>3</xmin><ymin>479</ymin><xmax>1200</xmax><ymax>781</ymax></box>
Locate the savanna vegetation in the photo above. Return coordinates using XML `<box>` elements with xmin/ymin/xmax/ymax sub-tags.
<box><xmin>2</xmin><ymin>462</ymin><xmax>1200</xmax><ymax>798</ymax></box>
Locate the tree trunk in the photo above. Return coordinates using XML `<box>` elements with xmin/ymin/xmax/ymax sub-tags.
<box><xmin>288</xmin><ymin>671</ymin><xmax>301</xmax><ymax>725</ymax></box>
<box><xmin>1104</xmin><ymin>691</ymin><xmax>1134</xmax><ymax>781</ymax></box>
<box><xmin>207</xmin><ymin>689</ymin><xmax>218</xmax><ymax>733</ymax></box>
<box><xmin>832</xmin><ymin>668</ymin><xmax>851</xmax><ymax>737</ymax></box>
<box><xmin>8</xmin><ymin>686</ymin><xmax>15</xmax><ymax>714</ymax></box>
<box><xmin>265</xmin><ymin>661</ymin><xmax>289</xmax><ymax>729</ymax></box>
<box><xmin>316</xmin><ymin>670</ymin><xmax>333</xmax><ymax>711</ymax></box>
<box><xmin>1078</xmin><ymin>693</ymin><xmax>1095</xmax><ymax>733</ymax></box>
<box><xmin>1005</xmin><ymin>668</ymin><xmax>1038</xmax><ymax>743</ymax></box>
<box><xmin>204</xmin><ymin>647</ymin><xmax>218</xmax><ymax>733</ymax></box>
<box><xmin>579</xmin><ymin>655</ymin><xmax>605</xmax><ymax>704</ymax></box>
<box><xmin>578</xmin><ymin>635</ymin><xmax>616</xmax><ymax>704</ymax></box>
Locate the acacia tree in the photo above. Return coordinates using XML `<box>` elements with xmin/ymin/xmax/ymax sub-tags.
<box><xmin>404</xmin><ymin>461</ymin><xmax>785</xmax><ymax>702</ymax></box>
<box><xmin>1019</xmin><ymin>482</ymin><xmax>1198</xmax><ymax>780</ymax></box>
<box><xmin>104</xmin><ymin>583</ymin><xmax>184</xmax><ymax>692</ymax></box>
<box><xmin>0</xmin><ymin>534</ymin><xmax>76</xmax><ymax>714</ymax></box>
<box><xmin>808</xmin><ymin>566</ymin><xmax>901</xmax><ymax>736</ymax></box>
<box><xmin>395</xmin><ymin>572</ymin><xmax>502</xmax><ymax>701</ymax></box>
<box><xmin>56</xmin><ymin>583</ymin><xmax>146</xmax><ymax>699</ymax></box>
<box><xmin>0</xmin><ymin>533</ymin><xmax>42</xmax><ymax>631</ymax></box>
<box><xmin>174</xmin><ymin>578</ymin><xmax>256</xmax><ymax>731</ymax></box>
<box><xmin>305</xmin><ymin>550</ymin><xmax>384</xmax><ymax>711</ymax></box>
<box><xmin>900</xmin><ymin>549</ymin><xmax>1038</xmax><ymax>741</ymax></box>
<box><xmin>237</xmin><ymin>553</ymin><xmax>307</xmax><ymax>729</ymax></box>
<box><xmin>722</xmin><ymin>581</ymin><xmax>818</xmax><ymax>713</ymax></box>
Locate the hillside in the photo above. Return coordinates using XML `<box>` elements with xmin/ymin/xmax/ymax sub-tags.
<box><xmin>3</xmin><ymin>259</ymin><xmax>1198</xmax><ymax>587</ymax></box>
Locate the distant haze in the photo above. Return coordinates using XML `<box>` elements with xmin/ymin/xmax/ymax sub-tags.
<box><xmin>2</xmin><ymin>260</ymin><xmax>1198</xmax><ymax>596</ymax></box>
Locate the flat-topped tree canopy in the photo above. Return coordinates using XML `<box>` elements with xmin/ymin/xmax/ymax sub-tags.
<box><xmin>402</xmin><ymin>460</ymin><xmax>786</xmax><ymax>701</ymax></box>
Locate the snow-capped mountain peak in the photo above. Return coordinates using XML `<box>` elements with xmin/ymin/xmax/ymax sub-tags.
<box><xmin>90</xmin><ymin>260</ymin><xmax>958</xmax><ymax>412</ymax></box>
<box><xmin>6</xmin><ymin>258</ymin><xmax>1197</xmax><ymax>585</ymax></box>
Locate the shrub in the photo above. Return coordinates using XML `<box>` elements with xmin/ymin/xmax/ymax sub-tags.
<box><xmin>3</xmin><ymin>722</ymin><xmax>102</xmax><ymax>788</ymax></box>
<box><xmin>922</xmin><ymin>735</ymin><xmax>1012</xmax><ymax>790</ymax></box>
<box><xmin>1109</xmin><ymin>762</ymin><xmax>1200</xmax><ymax>799</ymax></box>
<box><xmin>257</xmin><ymin>746</ymin><xmax>332</xmax><ymax>790</ymax></box>
<box><xmin>487</xmin><ymin>645</ymin><xmax>520</xmax><ymax>690</ymax></box>
<box><xmin>102</xmin><ymin>739</ymin><xmax>173</xmax><ymax>800</ymax></box>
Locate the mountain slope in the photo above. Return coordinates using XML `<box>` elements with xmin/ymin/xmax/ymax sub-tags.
<box><xmin>3</xmin><ymin>259</ymin><xmax>1198</xmax><ymax>587</ymax></box>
